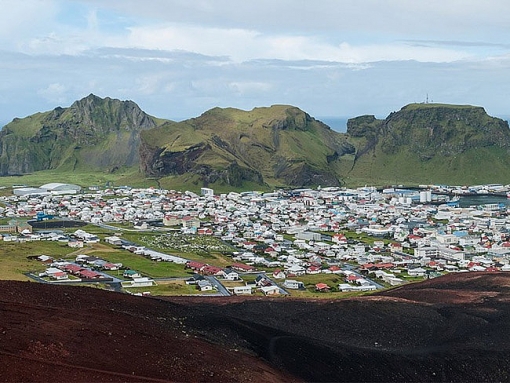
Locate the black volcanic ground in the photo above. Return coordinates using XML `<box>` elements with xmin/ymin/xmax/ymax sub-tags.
<box><xmin>2</xmin><ymin>272</ymin><xmax>510</xmax><ymax>382</ymax></box>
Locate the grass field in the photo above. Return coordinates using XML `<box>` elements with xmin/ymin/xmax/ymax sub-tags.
<box><xmin>123</xmin><ymin>280</ymin><xmax>214</xmax><ymax>296</ymax></box>
<box><xmin>0</xmin><ymin>240</ymin><xmax>79</xmax><ymax>280</ymax></box>
<box><xmin>0</xmin><ymin>227</ymin><xmax>389</xmax><ymax>299</ymax></box>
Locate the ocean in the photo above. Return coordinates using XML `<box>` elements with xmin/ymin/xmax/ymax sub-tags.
<box><xmin>317</xmin><ymin>117</ymin><xmax>349</xmax><ymax>133</ymax></box>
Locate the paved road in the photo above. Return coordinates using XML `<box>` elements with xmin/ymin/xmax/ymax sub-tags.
<box><xmin>206</xmin><ymin>276</ymin><xmax>231</xmax><ymax>296</ymax></box>
<box><xmin>342</xmin><ymin>264</ymin><xmax>384</xmax><ymax>289</ymax></box>
<box><xmin>259</xmin><ymin>272</ymin><xmax>290</xmax><ymax>295</ymax></box>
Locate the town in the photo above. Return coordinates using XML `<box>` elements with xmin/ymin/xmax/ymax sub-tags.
<box><xmin>2</xmin><ymin>182</ymin><xmax>510</xmax><ymax>298</ymax></box>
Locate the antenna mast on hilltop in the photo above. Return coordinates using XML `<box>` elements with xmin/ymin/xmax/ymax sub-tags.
<box><xmin>426</xmin><ymin>93</ymin><xmax>429</xmax><ymax>104</ymax></box>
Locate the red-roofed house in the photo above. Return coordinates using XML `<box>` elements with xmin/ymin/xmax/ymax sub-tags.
<box><xmin>201</xmin><ymin>265</ymin><xmax>223</xmax><ymax>276</ymax></box>
<box><xmin>272</xmin><ymin>269</ymin><xmax>286</xmax><ymax>279</ymax></box>
<box><xmin>231</xmin><ymin>263</ymin><xmax>256</xmax><ymax>272</ymax></box>
<box><xmin>332</xmin><ymin>234</ymin><xmax>348</xmax><ymax>244</ymax></box>
<box><xmin>328</xmin><ymin>265</ymin><xmax>342</xmax><ymax>274</ymax></box>
<box><xmin>315</xmin><ymin>283</ymin><xmax>330</xmax><ymax>292</ymax></box>
<box><xmin>186</xmin><ymin>261</ymin><xmax>206</xmax><ymax>272</ymax></box>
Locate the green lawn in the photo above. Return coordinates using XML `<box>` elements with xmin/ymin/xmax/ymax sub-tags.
<box><xmin>123</xmin><ymin>280</ymin><xmax>213</xmax><ymax>296</ymax></box>
<box><xmin>0</xmin><ymin>240</ymin><xmax>79</xmax><ymax>280</ymax></box>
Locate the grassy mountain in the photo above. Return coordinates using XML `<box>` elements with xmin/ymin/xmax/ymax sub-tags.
<box><xmin>0</xmin><ymin>94</ymin><xmax>160</xmax><ymax>175</ymax></box>
<box><xmin>345</xmin><ymin>103</ymin><xmax>510</xmax><ymax>185</ymax></box>
<box><xmin>1</xmin><ymin>97</ymin><xmax>510</xmax><ymax>189</ymax></box>
<box><xmin>139</xmin><ymin>105</ymin><xmax>355</xmax><ymax>188</ymax></box>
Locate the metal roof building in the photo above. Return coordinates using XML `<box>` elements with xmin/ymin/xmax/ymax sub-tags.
<box><xmin>40</xmin><ymin>183</ymin><xmax>81</xmax><ymax>194</ymax></box>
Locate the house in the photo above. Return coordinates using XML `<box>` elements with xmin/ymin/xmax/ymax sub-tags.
<box><xmin>407</xmin><ymin>267</ymin><xmax>427</xmax><ymax>277</ymax></box>
<box><xmin>45</xmin><ymin>267</ymin><xmax>69</xmax><ymax>280</ymax></box>
<box><xmin>260</xmin><ymin>285</ymin><xmax>280</xmax><ymax>295</ymax></box>
<box><xmin>185</xmin><ymin>261</ymin><xmax>206</xmax><ymax>272</ymax></box>
<box><xmin>37</xmin><ymin>255</ymin><xmax>53</xmax><ymax>263</ymax></box>
<box><xmin>388</xmin><ymin>277</ymin><xmax>404</xmax><ymax>286</ymax></box>
<box><xmin>67</xmin><ymin>239</ymin><xmax>84</xmax><ymax>248</ymax></box>
<box><xmin>332</xmin><ymin>234</ymin><xmax>348</xmax><ymax>244</ymax></box>
<box><xmin>61</xmin><ymin>263</ymin><xmax>83</xmax><ymax>275</ymax></box>
<box><xmin>50</xmin><ymin>271</ymin><xmax>69</xmax><ymax>280</ymax></box>
<box><xmin>186</xmin><ymin>273</ymin><xmax>206</xmax><ymax>285</ymax></box>
<box><xmin>105</xmin><ymin>236</ymin><xmax>123</xmax><ymax>246</ymax></box>
<box><xmin>231</xmin><ymin>263</ymin><xmax>256</xmax><ymax>272</ymax></box>
<box><xmin>338</xmin><ymin>283</ymin><xmax>377</xmax><ymax>292</ymax></box>
<box><xmin>221</xmin><ymin>268</ymin><xmax>240</xmax><ymax>281</ymax></box>
<box><xmin>283</xmin><ymin>279</ymin><xmax>305</xmax><ymax>290</ymax></box>
<box><xmin>122</xmin><ymin>277</ymin><xmax>155</xmax><ymax>288</ymax></box>
<box><xmin>233</xmin><ymin>286</ymin><xmax>252</xmax><ymax>295</ymax></box>
<box><xmin>315</xmin><ymin>283</ymin><xmax>330</xmax><ymax>292</ymax></box>
<box><xmin>345</xmin><ymin>274</ymin><xmax>361</xmax><ymax>283</ymax></box>
<box><xmin>102</xmin><ymin>262</ymin><xmax>121</xmax><ymax>271</ymax></box>
<box><xmin>272</xmin><ymin>269</ymin><xmax>286</xmax><ymax>279</ymax></box>
<box><xmin>79</xmin><ymin>269</ymin><xmax>103</xmax><ymax>279</ymax></box>
<box><xmin>306</xmin><ymin>265</ymin><xmax>322</xmax><ymax>274</ymax></box>
<box><xmin>123</xmin><ymin>269</ymin><xmax>142</xmax><ymax>279</ymax></box>
<box><xmin>163</xmin><ymin>214</ymin><xmax>180</xmax><ymax>226</ymax></box>
<box><xmin>285</xmin><ymin>264</ymin><xmax>306</xmax><ymax>276</ymax></box>
<box><xmin>255</xmin><ymin>275</ymin><xmax>272</xmax><ymax>287</ymax></box>
<box><xmin>182</xmin><ymin>216</ymin><xmax>200</xmax><ymax>229</ymax></box>
<box><xmin>201</xmin><ymin>265</ymin><xmax>223</xmax><ymax>276</ymax></box>
<box><xmin>338</xmin><ymin>283</ymin><xmax>357</xmax><ymax>292</ymax></box>
<box><xmin>197</xmin><ymin>279</ymin><xmax>214</xmax><ymax>291</ymax></box>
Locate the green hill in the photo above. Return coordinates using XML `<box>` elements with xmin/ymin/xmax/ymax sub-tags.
<box><xmin>0</xmin><ymin>94</ymin><xmax>161</xmax><ymax>175</ymax></box>
<box><xmin>345</xmin><ymin>103</ymin><xmax>510</xmax><ymax>185</ymax></box>
<box><xmin>1</xmin><ymin>98</ymin><xmax>509</xmax><ymax>190</ymax></box>
<box><xmin>139</xmin><ymin>105</ymin><xmax>355</xmax><ymax>188</ymax></box>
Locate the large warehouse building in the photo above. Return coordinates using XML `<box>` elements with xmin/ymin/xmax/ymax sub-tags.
<box><xmin>13</xmin><ymin>183</ymin><xmax>82</xmax><ymax>196</ymax></box>
<box><xmin>40</xmin><ymin>183</ymin><xmax>82</xmax><ymax>194</ymax></box>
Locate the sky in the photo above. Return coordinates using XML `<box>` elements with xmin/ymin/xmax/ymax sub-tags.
<box><xmin>0</xmin><ymin>0</ymin><xmax>509</xmax><ymax>128</ymax></box>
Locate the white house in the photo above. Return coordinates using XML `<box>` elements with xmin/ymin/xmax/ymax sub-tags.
<box><xmin>283</xmin><ymin>279</ymin><xmax>305</xmax><ymax>290</ymax></box>
<box><xmin>407</xmin><ymin>267</ymin><xmax>427</xmax><ymax>277</ymax></box>
<box><xmin>221</xmin><ymin>269</ymin><xmax>240</xmax><ymax>281</ymax></box>
<box><xmin>260</xmin><ymin>285</ymin><xmax>280</xmax><ymax>295</ymax></box>
<box><xmin>104</xmin><ymin>236</ymin><xmax>123</xmax><ymax>246</ymax></box>
<box><xmin>233</xmin><ymin>286</ymin><xmax>252</xmax><ymax>295</ymax></box>
<box><xmin>122</xmin><ymin>277</ymin><xmax>155</xmax><ymax>288</ymax></box>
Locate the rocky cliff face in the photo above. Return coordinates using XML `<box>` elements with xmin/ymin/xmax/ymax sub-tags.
<box><xmin>3</xmin><ymin>98</ymin><xmax>509</xmax><ymax>187</ymax></box>
<box><xmin>345</xmin><ymin>103</ymin><xmax>510</xmax><ymax>184</ymax></box>
<box><xmin>348</xmin><ymin>104</ymin><xmax>510</xmax><ymax>161</ymax></box>
<box><xmin>0</xmin><ymin>94</ymin><xmax>158</xmax><ymax>175</ymax></box>
<box><xmin>139</xmin><ymin>105</ymin><xmax>355</xmax><ymax>187</ymax></box>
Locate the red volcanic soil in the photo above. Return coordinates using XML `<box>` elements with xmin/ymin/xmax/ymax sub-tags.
<box><xmin>2</xmin><ymin>272</ymin><xmax>510</xmax><ymax>382</ymax></box>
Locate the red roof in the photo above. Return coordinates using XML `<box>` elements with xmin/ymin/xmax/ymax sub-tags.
<box><xmin>315</xmin><ymin>283</ymin><xmax>330</xmax><ymax>290</ymax></box>
<box><xmin>79</xmin><ymin>269</ymin><xmax>101</xmax><ymax>278</ymax></box>
<box><xmin>231</xmin><ymin>263</ymin><xmax>255</xmax><ymax>271</ymax></box>
<box><xmin>187</xmin><ymin>261</ymin><xmax>206</xmax><ymax>270</ymax></box>
<box><xmin>201</xmin><ymin>265</ymin><xmax>222</xmax><ymax>275</ymax></box>
<box><xmin>62</xmin><ymin>264</ymin><xmax>82</xmax><ymax>273</ymax></box>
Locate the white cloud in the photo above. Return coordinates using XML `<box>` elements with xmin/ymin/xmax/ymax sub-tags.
<box><xmin>1</xmin><ymin>0</ymin><xmax>510</xmax><ymax>122</ymax></box>
<box><xmin>228</xmin><ymin>81</ymin><xmax>272</xmax><ymax>95</ymax></box>
<box><xmin>37</xmin><ymin>83</ymin><xmax>68</xmax><ymax>104</ymax></box>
